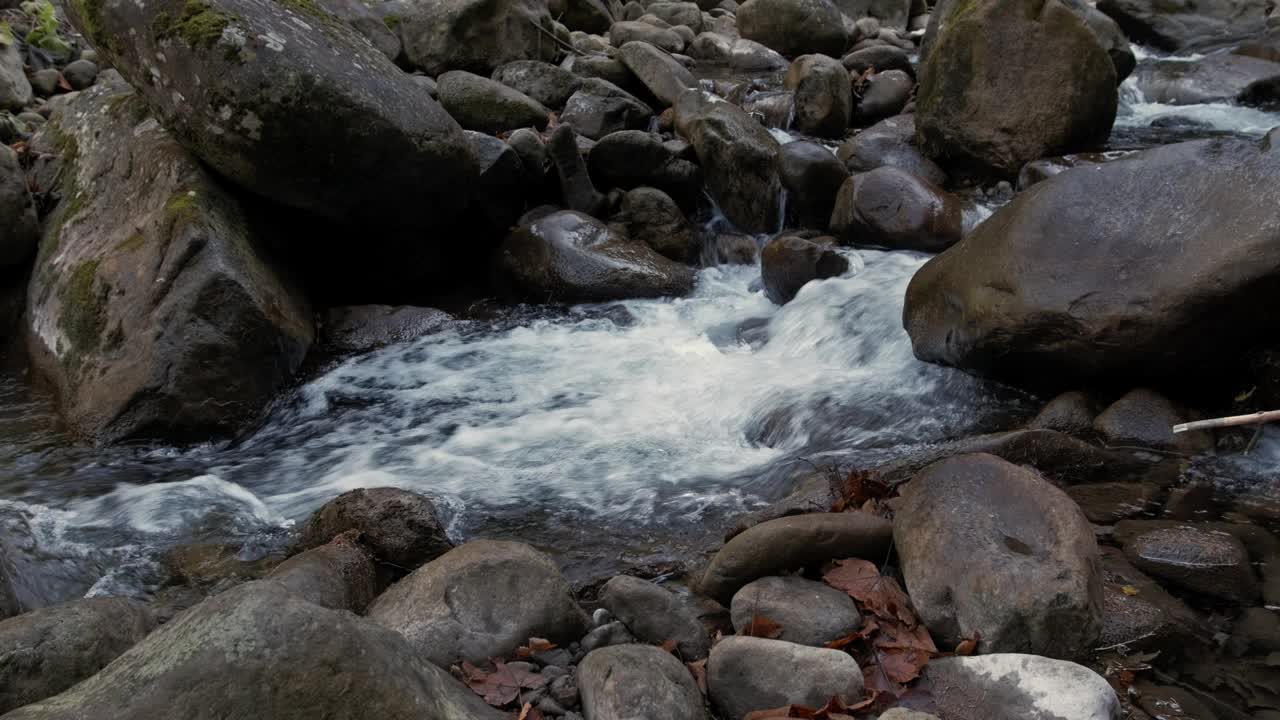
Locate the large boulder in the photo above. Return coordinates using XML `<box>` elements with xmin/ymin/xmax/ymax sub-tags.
<box><xmin>1097</xmin><ymin>0</ymin><xmax>1268</xmax><ymax>52</ymax></box>
<box><xmin>578</xmin><ymin>644</ymin><xmax>707</xmax><ymax>720</ymax></box>
<box><xmin>67</xmin><ymin>0</ymin><xmax>478</xmax><ymax>227</ymax></box>
<box><xmin>317</xmin><ymin>0</ymin><xmax>402</xmax><ymax>60</ymax></box>
<box><xmin>397</xmin><ymin>0</ymin><xmax>559</xmax><ymax>74</ymax></box>
<box><xmin>497</xmin><ymin>210</ymin><xmax>694</xmax><ymax>300</ymax></box>
<box><xmin>916</xmin><ymin>0</ymin><xmax>1117</xmax><ymax>177</ymax></box>
<box><xmin>917</xmin><ymin>654</ymin><xmax>1120</xmax><ymax>720</ymax></box>
<box><xmin>367</xmin><ymin>540</ymin><xmax>591</xmax><ymax>667</ymax></box>
<box><xmin>2</xmin><ymin>582</ymin><xmax>507</xmax><ymax>720</ymax></box>
<box><xmin>894</xmin><ymin>454</ymin><xmax>1103</xmax><ymax>657</ymax></box>
<box><xmin>836</xmin><ymin>114</ymin><xmax>946</xmax><ymax>186</ymax></box>
<box><xmin>784</xmin><ymin>55</ymin><xmax>853</xmax><ymax>138</ymax></box>
<box><xmin>903</xmin><ymin>133</ymin><xmax>1280</xmax><ymax>389</ymax></box>
<box><xmin>25</xmin><ymin>74</ymin><xmax>312</xmax><ymax>444</ymax></box>
<box><xmin>293</xmin><ymin>487</ymin><xmax>453</xmax><ymax>571</ymax></box>
<box><xmin>437</xmin><ymin>71</ymin><xmax>551</xmax><ymax>133</ymax></box>
<box><xmin>707</xmin><ymin>636</ymin><xmax>864</xmax><ymax>720</ymax></box>
<box><xmin>600</xmin><ymin>575</ymin><xmax>710</xmax><ymax>659</ymax></box>
<box><xmin>676</xmin><ymin>93</ymin><xmax>782</xmax><ymax>234</ymax></box>
<box><xmin>1134</xmin><ymin>52</ymin><xmax>1280</xmax><ymax>105</ymax></box>
<box><xmin>698</xmin><ymin>512</ymin><xmax>893</xmax><ymax>605</ymax></box>
<box><xmin>0</xmin><ymin>598</ymin><xmax>157</xmax><ymax>714</ymax></box>
<box><xmin>828</xmin><ymin>166</ymin><xmax>962</xmax><ymax>252</ymax></box>
<box><xmin>0</xmin><ymin>144</ymin><xmax>38</xmax><ymax>269</ymax></box>
<box><xmin>760</xmin><ymin>234</ymin><xmax>849</xmax><ymax>305</ymax></box>
<box><xmin>736</xmin><ymin>0</ymin><xmax>849</xmax><ymax>58</ymax></box>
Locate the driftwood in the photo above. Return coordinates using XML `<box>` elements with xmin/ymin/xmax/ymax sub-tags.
<box><xmin>1172</xmin><ymin>409</ymin><xmax>1280</xmax><ymax>434</ymax></box>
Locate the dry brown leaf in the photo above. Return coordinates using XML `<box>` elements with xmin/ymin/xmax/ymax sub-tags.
<box><xmin>686</xmin><ymin>659</ymin><xmax>708</xmax><ymax>695</ymax></box>
<box><xmin>514</xmin><ymin>637</ymin><xmax>558</xmax><ymax>659</ymax></box>
<box><xmin>823</xmin><ymin>559</ymin><xmax>916</xmax><ymax>627</ymax></box>
<box><xmin>516</xmin><ymin>703</ymin><xmax>544</xmax><ymax>720</ymax></box>
<box><xmin>954</xmin><ymin>631</ymin><xmax>981</xmax><ymax>657</ymax></box>
<box><xmin>462</xmin><ymin>660</ymin><xmax>547</xmax><ymax>707</ymax></box>
<box><xmin>743</xmin><ymin>613</ymin><xmax>785</xmax><ymax>639</ymax></box>
<box><xmin>660</xmin><ymin>639</ymin><xmax>679</xmax><ymax>654</ymax></box>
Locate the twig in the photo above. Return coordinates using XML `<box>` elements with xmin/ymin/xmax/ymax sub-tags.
<box><xmin>1172</xmin><ymin>409</ymin><xmax>1280</xmax><ymax>434</ymax></box>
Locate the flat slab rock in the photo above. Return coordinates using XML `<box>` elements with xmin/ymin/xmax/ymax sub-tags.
<box><xmin>907</xmin><ymin>654</ymin><xmax>1120</xmax><ymax>720</ymax></box>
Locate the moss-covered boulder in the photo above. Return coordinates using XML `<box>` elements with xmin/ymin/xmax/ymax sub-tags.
<box><xmin>25</xmin><ymin>72</ymin><xmax>312</xmax><ymax>444</ymax></box>
<box><xmin>65</xmin><ymin>0</ymin><xmax>477</xmax><ymax>226</ymax></box>
<box><xmin>916</xmin><ymin>0</ymin><xmax>1116</xmax><ymax>177</ymax></box>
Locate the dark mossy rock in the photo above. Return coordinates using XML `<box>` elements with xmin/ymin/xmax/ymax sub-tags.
<box><xmin>1097</xmin><ymin>0</ymin><xmax>1268</xmax><ymax>52</ymax></box>
<box><xmin>398</xmin><ymin>0</ymin><xmax>559</xmax><ymax>75</ymax></box>
<box><xmin>24</xmin><ymin>73</ymin><xmax>312</xmax><ymax>444</ymax></box>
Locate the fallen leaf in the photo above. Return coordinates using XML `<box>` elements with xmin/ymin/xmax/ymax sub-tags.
<box><xmin>56</xmin><ymin>73</ymin><xmax>72</xmax><ymax>92</ymax></box>
<box><xmin>954</xmin><ymin>631</ymin><xmax>981</xmax><ymax>657</ymax></box>
<box><xmin>516</xmin><ymin>703</ymin><xmax>544</xmax><ymax>720</ymax></box>
<box><xmin>834</xmin><ymin>469</ymin><xmax>892</xmax><ymax>512</ymax></box>
<box><xmin>660</xmin><ymin>639</ymin><xmax>679</xmax><ymax>654</ymax></box>
<box><xmin>686</xmin><ymin>659</ymin><xmax>708</xmax><ymax>695</ymax></box>
<box><xmin>514</xmin><ymin>637</ymin><xmax>558</xmax><ymax>659</ymax></box>
<box><xmin>878</xmin><ymin>647</ymin><xmax>932</xmax><ymax>684</ymax></box>
<box><xmin>823</xmin><ymin>559</ymin><xmax>916</xmax><ymax>627</ymax></box>
<box><xmin>1121</xmin><ymin>585</ymin><xmax>1139</xmax><ymax>596</ymax></box>
<box><xmin>744</xmin><ymin>706</ymin><xmax>802</xmax><ymax>720</ymax></box>
<box><xmin>462</xmin><ymin>660</ymin><xmax>547</xmax><ymax>707</ymax></box>
<box><xmin>743</xmin><ymin>613</ymin><xmax>785</xmax><ymax>639</ymax></box>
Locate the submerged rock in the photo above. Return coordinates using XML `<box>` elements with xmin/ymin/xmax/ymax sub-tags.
<box><xmin>1097</xmin><ymin>547</ymin><xmax>1197</xmax><ymax>652</ymax></box>
<box><xmin>707</xmin><ymin>636</ymin><xmax>863</xmax><ymax>720</ymax></box>
<box><xmin>1092</xmin><ymin>389</ymin><xmax>1212</xmax><ymax>454</ymax></box>
<box><xmin>917</xmin><ymin>654</ymin><xmax>1120</xmax><ymax>720</ymax></box>
<box><xmin>760</xmin><ymin>234</ymin><xmax>849</xmax><ymax>305</ymax></box>
<box><xmin>293</xmin><ymin>487</ymin><xmax>453</xmax><ymax>571</ymax></box>
<box><xmin>25</xmin><ymin>74</ymin><xmax>312</xmax><ymax>444</ymax></box>
<box><xmin>578</xmin><ymin>644</ymin><xmax>707</xmax><ymax>720</ymax></box>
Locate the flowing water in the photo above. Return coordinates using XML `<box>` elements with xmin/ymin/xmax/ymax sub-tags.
<box><xmin>2</xmin><ymin>45</ymin><xmax>1279</xmax><ymax>610</ymax></box>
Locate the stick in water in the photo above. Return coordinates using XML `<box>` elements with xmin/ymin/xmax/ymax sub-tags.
<box><xmin>1172</xmin><ymin>409</ymin><xmax>1280</xmax><ymax>434</ymax></box>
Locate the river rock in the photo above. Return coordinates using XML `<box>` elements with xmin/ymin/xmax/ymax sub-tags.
<box><xmin>1121</xmin><ymin>524</ymin><xmax>1258</xmax><ymax>603</ymax></box>
<box><xmin>368</xmin><ymin>540</ymin><xmax>589</xmax><ymax>668</ymax></box>
<box><xmin>1015</xmin><ymin>152</ymin><xmax>1112</xmax><ymax>190</ymax></box>
<box><xmin>785</xmin><ymin>55</ymin><xmax>853</xmax><ymax>138</ymax></box>
<box><xmin>677</xmin><ymin>93</ymin><xmax>782</xmax><ymax>234</ymax></box>
<box><xmin>61</xmin><ymin>59</ymin><xmax>99</xmax><ymax>91</ymax></box>
<box><xmin>294</xmin><ymin>487</ymin><xmax>453</xmax><ymax>571</ymax></box>
<box><xmin>560</xmin><ymin>0</ymin><xmax>613</xmax><ymax>33</ymax></box>
<box><xmin>561</xmin><ymin>78</ymin><xmax>654</xmax><ymax>140</ymax></box>
<box><xmin>499</xmin><ymin>210</ymin><xmax>696</xmax><ymax>300</ymax></box>
<box><xmin>843</xmin><ymin>45</ymin><xmax>914</xmax><ymax>77</ymax></box>
<box><xmin>619</xmin><ymin>41</ymin><xmax>697</xmax><ymax>107</ymax></box>
<box><xmin>707</xmin><ymin>636</ymin><xmax>864</xmax><ymax>720</ymax></box>
<box><xmin>837</xmin><ymin>114</ymin><xmax>946</xmax><ymax>186</ymax></box>
<box><xmin>1065</xmin><ymin>482</ymin><xmax>1161</xmax><ymax>524</ymax></box>
<box><xmin>610</xmin><ymin>20</ymin><xmax>685</xmax><ymax>52</ymax></box>
<box><xmin>1097</xmin><ymin>0</ymin><xmax>1268</xmax><ymax>51</ymax></box>
<box><xmin>836</xmin><ymin>0</ymin><xmax>911</xmax><ymax>28</ymax></box>
<box><xmin>0</xmin><ymin>557</ymin><xmax>16</xmax><ymax>619</ymax></box>
<box><xmin>398</xmin><ymin>0</ymin><xmax>558</xmax><ymax>74</ymax></box>
<box><xmin>578</xmin><ymin>644</ymin><xmax>707</xmax><ymax>720</ymax></box>
<box><xmin>316</xmin><ymin>0</ymin><xmax>402</xmax><ymax>60</ymax></box>
<box><xmin>321</xmin><ymin>305</ymin><xmax>454</xmax><ymax>353</ymax></box>
<box><xmin>0</xmin><ymin>144</ymin><xmax>37</xmax><ymax>269</ymax></box>
<box><xmin>437</xmin><ymin>71</ymin><xmax>551</xmax><ymax>133</ymax></box>
<box><xmin>1073</xmin><ymin>1</ymin><xmax>1135</xmax><ymax>82</ymax></box>
<box><xmin>1027</xmin><ymin>391</ymin><xmax>1096</xmax><ymax>434</ymax></box>
<box><xmin>760</xmin><ymin>234</ymin><xmax>849</xmax><ymax>304</ymax></box>
<box><xmin>829</xmin><ymin>166</ymin><xmax>962</xmax><ymax>252</ymax></box>
<box><xmin>493</xmin><ymin>60</ymin><xmax>583</xmax><ymax>109</ymax></box>
<box><xmin>468</xmin><ymin>129</ymin><xmax>532</xmax><ymax>230</ymax></box>
<box><xmin>547</xmin><ymin>124</ymin><xmax>607</xmax><ymax>215</ymax></box>
<box><xmin>1092</xmin><ymin>389</ymin><xmax>1213</xmax><ymax>454</ymax></box>
<box><xmin>726</xmin><ymin>38</ymin><xmax>788</xmax><ymax>72</ymax></box>
<box><xmin>647</xmin><ymin>1</ymin><xmax>703</xmax><ymax>31</ymax></box>
<box><xmin>2</xmin><ymin>582</ymin><xmax>506</xmax><ymax>720</ymax></box>
<box><xmin>1134</xmin><ymin>53</ymin><xmax>1280</xmax><ymax>105</ymax></box>
<box><xmin>854</xmin><ymin>69</ymin><xmax>912</xmax><ymax>124</ymax></box>
<box><xmin>68</xmin><ymin>0</ymin><xmax>478</xmax><ymax>227</ymax></box>
<box><xmin>600</xmin><ymin>575</ymin><xmax>710</xmax><ymax>659</ymax></box>
<box><xmin>903</xmin><ymin>133</ymin><xmax>1280</xmax><ymax>389</ymax></box>
<box><xmin>0</xmin><ymin>597</ymin><xmax>157</xmax><ymax>715</ymax></box>
<box><xmin>737</xmin><ymin>0</ymin><xmax>849</xmax><ymax>58</ymax></box>
<box><xmin>617</xmin><ymin>187</ymin><xmax>698</xmax><ymax>263</ymax></box>
<box><xmin>730</xmin><ymin>576</ymin><xmax>861</xmax><ymax>647</ymax></box>
<box><xmin>777</xmin><ymin>141</ymin><xmax>850</xmax><ymax>229</ymax></box>
<box><xmin>698</xmin><ymin>511</ymin><xmax>892</xmax><ymax>605</ymax></box>
<box><xmin>690</xmin><ymin>32</ymin><xmax>732</xmax><ymax>61</ymax></box>
<box><xmin>265</xmin><ymin>536</ymin><xmax>379</xmax><ymax>613</ymax></box>
<box><xmin>29</xmin><ymin>69</ymin><xmax>60</xmax><ymax>99</ymax></box>
<box><xmin>895</xmin><ymin>454</ymin><xmax>1103</xmax><ymax>656</ymax></box>
<box><xmin>588</xmin><ymin>130</ymin><xmax>702</xmax><ymax>210</ymax></box>
<box><xmin>25</xmin><ymin>74</ymin><xmax>312</xmax><ymax>444</ymax></box>
<box><xmin>916</xmin><ymin>654</ymin><xmax>1120</xmax><ymax>720</ymax></box>
<box><xmin>1098</xmin><ymin>547</ymin><xmax>1197</xmax><ymax>652</ymax></box>
<box><xmin>0</xmin><ymin>41</ymin><xmax>31</xmax><ymax>112</ymax></box>
<box><xmin>916</xmin><ymin>0</ymin><xmax>1117</xmax><ymax>176</ymax></box>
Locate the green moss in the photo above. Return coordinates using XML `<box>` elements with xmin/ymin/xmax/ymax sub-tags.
<box><xmin>59</xmin><ymin>259</ymin><xmax>108</xmax><ymax>355</ymax></box>
<box><xmin>70</xmin><ymin>0</ymin><xmax>112</xmax><ymax>54</ymax></box>
<box><xmin>156</xmin><ymin>0</ymin><xmax>235</xmax><ymax>48</ymax></box>
<box><xmin>165</xmin><ymin>190</ymin><xmax>199</xmax><ymax>221</ymax></box>
<box><xmin>116</xmin><ymin>232</ymin><xmax>145</xmax><ymax>252</ymax></box>
<box><xmin>382</xmin><ymin>14</ymin><xmax>399</xmax><ymax>30</ymax></box>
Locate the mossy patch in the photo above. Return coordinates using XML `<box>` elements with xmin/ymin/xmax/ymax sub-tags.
<box><xmin>157</xmin><ymin>0</ymin><xmax>236</xmax><ymax>48</ymax></box>
<box><xmin>165</xmin><ymin>190</ymin><xmax>200</xmax><ymax>223</ymax></box>
<box><xmin>70</xmin><ymin>0</ymin><xmax>113</xmax><ymax>54</ymax></box>
<box><xmin>382</xmin><ymin>14</ymin><xmax>399</xmax><ymax>30</ymax></box>
<box><xmin>59</xmin><ymin>259</ymin><xmax>108</xmax><ymax>356</ymax></box>
<box><xmin>116</xmin><ymin>231</ymin><xmax>146</xmax><ymax>252</ymax></box>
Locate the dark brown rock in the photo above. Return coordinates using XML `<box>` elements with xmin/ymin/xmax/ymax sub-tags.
<box><xmin>294</xmin><ymin>487</ymin><xmax>453</xmax><ymax>571</ymax></box>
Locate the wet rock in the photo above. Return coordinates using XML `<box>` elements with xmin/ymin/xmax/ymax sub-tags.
<box><xmin>265</xmin><ymin>536</ymin><xmax>379</xmax><ymax>613</ymax></box>
<box><xmin>647</xmin><ymin>1</ymin><xmax>703</xmax><ymax>31</ymax></box>
<box><xmin>561</xmin><ymin>78</ymin><xmax>654</xmax><ymax>140</ymax></box>
<box><xmin>508</xmin><ymin>127</ymin><xmax>548</xmax><ymax>180</ymax></box>
<box><xmin>579</xmin><ymin>620</ymin><xmax>636</xmax><ymax>652</ymax></box>
<box><xmin>315</xmin><ymin>0</ymin><xmax>402</xmax><ymax>60</ymax></box>
<box><xmin>730</xmin><ymin>576</ymin><xmax>861</xmax><ymax>647</ymax></box>
<box><xmin>698</xmin><ymin>512</ymin><xmax>892</xmax><ymax>605</ymax></box>
<box><xmin>707</xmin><ymin>636</ymin><xmax>863</xmax><ymax>720</ymax></box>
<box><xmin>1093</xmin><ymin>389</ymin><xmax>1212</xmax><ymax>454</ymax></box>
<box><xmin>1120</xmin><ymin>524</ymin><xmax>1259</xmax><ymax>603</ymax></box>
<box><xmin>2</xmin><ymin>582</ymin><xmax>506</xmax><ymax>720</ymax></box>
<box><xmin>1066</xmin><ymin>482</ymin><xmax>1161</xmax><ymax>524</ymax></box>
<box><xmin>677</xmin><ymin>93</ymin><xmax>782</xmax><ymax>234</ymax></box>
<box><xmin>600</xmin><ymin>575</ymin><xmax>710</xmax><ymax>659</ymax></box>
<box><xmin>917</xmin><ymin>0</ymin><xmax>1117</xmax><ymax>176</ymax></box>
<box><xmin>1071</xmin><ymin>1</ymin><xmax>1135</xmax><ymax>82</ymax></box>
<box><xmin>493</xmin><ymin>61</ymin><xmax>583</xmax><ymax>110</ymax></box>
<box><xmin>588</xmin><ymin>130</ymin><xmax>702</xmax><ymax>211</ymax></box>
<box><xmin>547</xmin><ymin>124</ymin><xmax>607</xmax><ymax>215</ymax></box>
<box><xmin>294</xmin><ymin>487</ymin><xmax>453</xmax><ymax>571</ymax></box>
<box><xmin>617</xmin><ymin>186</ymin><xmax>698</xmax><ymax>263</ymax></box>
<box><xmin>1135</xmin><ymin>53</ymin><xmax>1280</xmax><ymax>105</ymax></box>
<box><xmin>737</xmin><ymin>0</ymin><xmax>849</xmax><ymax>58</ymax></box>
<box><xmin>853</xmin><ymin>69</ymin><xmax>912</xmax><ymax>123</ymax></box>
<box><xmin>1097</xmin><ymin>0</ymin><xmax>1268</xmax><ymax>52</ymax></box>
<box><xmin>61</xmin><ymin>59</ymin><xmax>99</xmax><ymax>91</ymax></box>
<box><xmin>610</xmin><ymin>20</ymin><xmax>685</xmax><ymax>52</ymax></box>
<box><xmin>0</xmin><ymin>144</ymin><xmax>37</xmax><ymax>269</ymax></box>
<box><xmin>561</xmin><ymin>0</ymin><xmax>614</xmax><ymax>33</ymax></box>
<box><xmin>784</xmin><ymin>55</ymin><xmax>852</xmax><ymax>138</ymax></box>
<box><xmin>729</xmin><ymin>38</ymin><xmax>789</xmax><ymax>72</ymax></box>
<box><xmin>468</xmin><ymin>130</ymin><xmax>531</xmax><ymax>228</ymax></box>
<box><xmin>1231</xmin><ymin>607</ymin><xmax>1280</xmax><ymax>653</ymax></box>
<box><xmin>619</xmin><ymin>41</ymin><xmax>697</xmax><ymax>107</ymax></box>
<box><xmin>0</xmin><ymin>42</ymin><xmax>31</xmax><ymax>112</ymax></box>
<box><xmin>1027</xmin><ymin>391</ymin><xmax>1096</xmax><ymax>434</ymax></box>
<box><xmin>25</xmin><ymin>74</ymin><xmax>312</xmax><ymax>444</ymax></box>
<box><xmin>917</xmin><ymin>654</ymin><xmax>1119</xmax><ymax>720</ymax></box>
<box><xmin>836</xmin><ymin>0</ymin><xmax>912</xmax><ymax>29</ymax></box>
<box><xmin>437</xmin><ymin>71</ymin><xmax>550</xmax><ymax>133</ymax></box>
<box><xmin>724</xmin><ymin>471</ymin><xmax>842</xmax><ymax>540</ymax></box>
<box><xmin>368</xmin><ymin>540</ymin><xmax>591</xmax><ymax>668</ymax></box>
<box><xmin>837</xmin><ymin>114</ymin><xmax>946</xmax><ymax>186</ymax></box>
<box><xmin>777</xmin><ymin>141</ymin><xmax>850</xmax><ymax>229</ymax></box>
<box><xmin>708</xmin><ymin>234</ymin><xmax>761</xmax><ymax>265</ymax></box>
<box><xmin>578</xmin><ymin>644</ymin><xmax>707</xmax><ymax>720</ymax></box>
<box><xmin>69</xmin><ymin>0</ymin><xmax>478</xmax><ymax>228</ymax></box>
<box><xmin>741</xmin><ymin>90</ymin><xmax>795</xmax><ymax>129</ymax></box>
<box><xmin>895</xmin><ymin>454</ymin><xmax>1103</xmax><ymax>656</ymax></box>
<box><xmin>1015</xmin><ymin>152</ymin><xmax>1112</xmax><ymax>190</ymax></box>
<box><xmin>843</xmin><ymin>45</ymin><xmax>914</xmax><ymax>78</ymax></box>
<box><xmin>564</xmin><ymin>54</ymin><xmax>636</xmax><ymax>88</ymax></box>
<box><xmin>1097</xmin><ymin>547</ymin><xmax>1197</xmax><ymax>652</ymax></box>
<box><xmin>499</xmin><ymin>210</ymin><xmax>695</xmax><ymax>300</ymax></box>
<box><xmin>1134</xmin><ymin>683</ymin><xmax>1218</xmax><ymax>720</ymax></box>
<box><xmin>0</xmin><ymin>597</ymin><xmax>157</xmax><ymax>715</ymax></box>
<box><xmin>829</xmin><ymin>166</ymin><xmax>962</xmax><ymax>252</ymax></box>
<box><xmin>322</xmin><ymin>305</ymin><xmax>453</xmax><ymax>352</ymax></box>
<box><xmin>690</xmin><ymin>32</ymin><xmax>732</xmax><ymax>61</ymax></box>
<box><xmin>398</xmin><ymin>0</ymin><xmax>558</xmax><ymax>74</ymax></box>
<box><xmin>760</xmin><ymin>234</ymin><xmax>849</xmax><ymax>305</ymax></box>
<box><xmin>903</xmin><ymin>133</ymin><xmax>1280</xmax><ymax>389</ymax></box>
